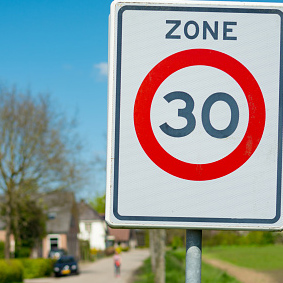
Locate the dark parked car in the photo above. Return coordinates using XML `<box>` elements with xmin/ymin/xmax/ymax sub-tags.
<box><xmin>53</xmin><ymin>255</ymin><xmax>79</xmax><ymax>277</ymax></box>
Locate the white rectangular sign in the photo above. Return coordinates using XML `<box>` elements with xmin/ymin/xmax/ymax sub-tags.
<box><xmin>106</xmin><ymin>0</ymin><xmax>283</xmax><ymax>230</ymax></box>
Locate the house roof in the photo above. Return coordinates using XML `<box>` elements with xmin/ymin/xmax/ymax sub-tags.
<box><xmin>77</xmin><ymin>200</ymin><xmax>102</xmax><ymax>221</ymax></box>
<box><xmin>43</xmin><ymin>191</ymin><xmax>77</xmax><ymax>234</ymax></box>
<box><xmin>108</xmin><ymin>227</ymin><xmax>130</xmax><ymax>242</ymax></box>
<box><xmin>0</xmin><ymin>191</ymin><xmax>78</xmax><ymax>234</ymax></box>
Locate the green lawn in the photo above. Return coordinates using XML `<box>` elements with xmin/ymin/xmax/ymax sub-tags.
<box><xmin>134</xmin><ymin>249</ymin><xmax>240</xmax><ymax>283</ymax></box>
<box><xmin>202</xmin><ymin>262</ymin><xmax>239</xmax><ymax>283</ymax></box>
<box><xmin>203</xmin><ymin>245</ymin><xmax>283</xmax><ymax>270</ymax></box>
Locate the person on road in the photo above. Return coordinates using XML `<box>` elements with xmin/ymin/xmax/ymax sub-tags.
<box><xmin>113</xmin><ymin>250</ymin><xmax>121</xmax><ymax>277</ymax></box>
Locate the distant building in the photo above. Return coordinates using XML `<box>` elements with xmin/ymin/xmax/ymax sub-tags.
<box><xmin>77</xmin><ymin>200</ymin><xmax>106</xmax><ymax>250</ymax></box>
<box><xmin>106</xmin><ymin>227</ymin><xmax>146</xmax><ymax>249</ymax></box>
<box><xmin>0</xmin><ymin>191</ymin><xmax>80</xmax><ymax>259</ymax></box>
<box><xmin>0</xmin><ymin>219</ymin><xmax>15</xmax><ymax>254</ymax></box>
<box><xmin>107</xmin><ymin>227</ymin><xmax>131</xmax><ymax>248</ymax></box>
<box><xmin>41</xmin><ymin>191</ymin><xmax>79</xmax><ymax>258</ymax></box>
<box><xmin>0</xmin><ymin>193</ymin><xmax>146</xmax><ymax>258</ymax></box>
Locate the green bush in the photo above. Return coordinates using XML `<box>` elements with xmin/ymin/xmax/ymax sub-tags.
<box><xmin>121</xmin><ymin>246</ymin><xmax>130</xmax><ymax>252</ymax></box>
<box><xmin>20</xmin><ymin>258</ymin><xmax>54</xmax><ymax>279</ymax></box>
<box><xmin>0</xmin><ymin>259</ymin><xmax>24</xmax><ymax>283</ymax></box>
<box><xmin>241</xmin><ymin>231</ymin><xmax>275</xmax><ymax>245</ymax></box>
<box><xmin>171</xmin><ymin>236</ymin><xmax>183</xmax><ymax>250</ymax></box>
<box><xmin>15</xmin><ymin>247</ymin><xmax>31</xmax><ymax>258</ymax></box>
<box><xmin>90</xmin><ymin>247</ymin><xmax>98</xmax><ymax>255</ymax></box>
<box><xmin>0</xmin><ymin>242</ymin><xmax>4</xmax><ymax>259</ymax></box>
<box><xmin>203</xmin><ymin>231</ymin><xmax>276</xmax><ymax>247</ymax></box>
<box><xmin>89</xmin><ymin>248</ymin><xmax>104</xmax><ymax>261</ymax></box>
<box><xmin>203</xmin><ymin>231</ymin><xmax>240</xmax><ymax>246</ymax></box>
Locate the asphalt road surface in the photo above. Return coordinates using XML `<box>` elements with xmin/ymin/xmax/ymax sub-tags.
<box><xmin>25</xmin><ymin>249</ymin><xmax>149</xmax><ymax>283</ymax></box>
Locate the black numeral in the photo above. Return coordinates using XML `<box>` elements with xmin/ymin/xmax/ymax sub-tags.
<box><xmin>160</xmin><ymin>91</ymin><xmax>239</xmax><ymax>139</ymax></box>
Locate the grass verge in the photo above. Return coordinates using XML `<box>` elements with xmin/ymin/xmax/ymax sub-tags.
<box><xmin>203</xmin><ymin>245</ymin><xmax>283</xmax><ymax>271</ymax></box>
<box><xmin>133</xmin><ymin>249</ymin><xmax>240</xmax><ymax>283</ymax></box>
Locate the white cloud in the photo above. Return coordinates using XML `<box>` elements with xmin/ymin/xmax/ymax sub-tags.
<box><xmin>94</xmin><ymin>62</ymin><xmax>108</xmax><ymax>77</ymax></box>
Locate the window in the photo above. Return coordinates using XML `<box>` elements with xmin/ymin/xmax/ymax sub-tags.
<box><xmin>50</xmin><ymin>237</ymin><xmax>59</xmax><ymax>250</ymax></box>
<box><xmin>48</xmin><ymin>212</ymin><xmax>57</xmax><ymax>220</ymax></box>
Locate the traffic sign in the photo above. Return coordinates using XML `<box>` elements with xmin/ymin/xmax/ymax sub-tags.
<box><xmin>106</xmin><ymin>0</ymin><xmax>283</xmax><ymax>230</ymax></box>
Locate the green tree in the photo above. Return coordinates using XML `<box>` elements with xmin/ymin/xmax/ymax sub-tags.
<box><xmin>89</xmin><ymin>193</ymin><xmax>105</xmax><ymax>214</ymax></box>
<box><xmin>0</xmin><ymin>86</ymin><xmax>86</xmax><ymax>258</ymax></box>
<box><xmin>15</xmin><ymin>198</ymin><xmax>47</xmax><ymax>256</ymax></box>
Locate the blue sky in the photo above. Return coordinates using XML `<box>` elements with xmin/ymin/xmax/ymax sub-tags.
<box><xmin>0</xmin><ymin>0</ymin><xmax>281</xmax><ymax>198</ymax></box>
<box><xmin>0</xmin><ymin>0</ymin><xmax>112</xmax><ymax>197</ymax></box>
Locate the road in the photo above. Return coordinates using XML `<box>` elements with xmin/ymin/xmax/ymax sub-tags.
<box><xmin>25</xmin><ymin>249</ymin><xmax>149</xmax><ymax>283</ymax></box>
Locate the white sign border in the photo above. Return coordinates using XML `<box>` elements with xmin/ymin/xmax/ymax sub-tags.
<box><xmin>107</xmin><ymin>2</ymin><xmax>283</xmax><ymax>230</ymax></box>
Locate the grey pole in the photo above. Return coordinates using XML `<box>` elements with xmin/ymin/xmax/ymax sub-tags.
<box><xmin>186</xmin><ymin>230</ymin><xmax>202</xmax><ymax>283</ymax></box>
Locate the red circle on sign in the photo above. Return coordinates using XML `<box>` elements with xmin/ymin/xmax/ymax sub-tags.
<box><xmin>134</xmin><ymin>49</ymin><xmax>266</xmax><ymax>181</ymax></box>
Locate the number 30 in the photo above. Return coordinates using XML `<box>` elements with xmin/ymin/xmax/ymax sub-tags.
<box><xmin>160</xmin><ymin>91</ymin><xmax>239</xmax><ymax>139</ymax></box>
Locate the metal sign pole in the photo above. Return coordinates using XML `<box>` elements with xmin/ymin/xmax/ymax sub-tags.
<box><xmin>186</xmin><ymin>230</ymin><xmax>202</xmax><ymax>283</ymax></box>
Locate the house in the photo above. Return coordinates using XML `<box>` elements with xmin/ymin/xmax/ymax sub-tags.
<box><xmin>0</xmin><ymin>191</ymin><xmax>80</xmax><ymax>259</ymax></box>
<box><xmin>41</xmin><ymin>191</ymin><xmax>80</xmax><ymax>258</ymax></box>
<box><xmin>106</xmin><ymin>227</ymin><xmax>131</xmax><ymax>248</ymax></box>
<box><xmin>0</xmin><ymin>219</ymin><xmax>15</xmax><ymax>254</ymax></box>
<box><xmin>106</xmin><ymin>227</ymin><xmax>146</xmax><ymax>249</ymax></box>
<box><xmin>77</xmin><ymin>200</ymin><xmax>106</xmax><ymax>250</ymax></box>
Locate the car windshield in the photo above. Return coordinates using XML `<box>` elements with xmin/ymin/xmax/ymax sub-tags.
<box><xmin>49</xmin><ymin>249</ymin><xmax>66</xmax><ymax>257</ymax></box>
<box><xmin>57</xmin><ymin>256</ymin><xmax>75</xmax><ymax>263</ymax></box>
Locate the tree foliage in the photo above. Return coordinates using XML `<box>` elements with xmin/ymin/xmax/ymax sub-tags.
<box><xmin>0</xmin><ymin>86</ymin><xmax>86</xmax><ymax>258</ymax></box>
<box><xmin>16</xmin><ymin>199</ymin><xmax>47</xmax><ymax>250</ymax></box>
<box><xmin>89</xmin><ymin>192</ymin><xmax>105</xmax><ymax>214</ymax></box>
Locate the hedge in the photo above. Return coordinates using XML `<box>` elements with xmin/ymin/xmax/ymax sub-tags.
<box><xmin>0</xmin><ymin>257</ymin><xmax>56</xmax><ymax>282</ymax></box>
<box><xmin>203</xmin><ymin>231</ymin><xmax>276</xmax><ymax>247</ymax></box>
<box><xmin>0</xmin><ymin>260</ymin><xmax>24</xmax><ymax>283</ymax></box>
<box><xmin>20</xmin><ymin>258</ymin><xmax>55</xmax><ymax>279</ymax></box>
